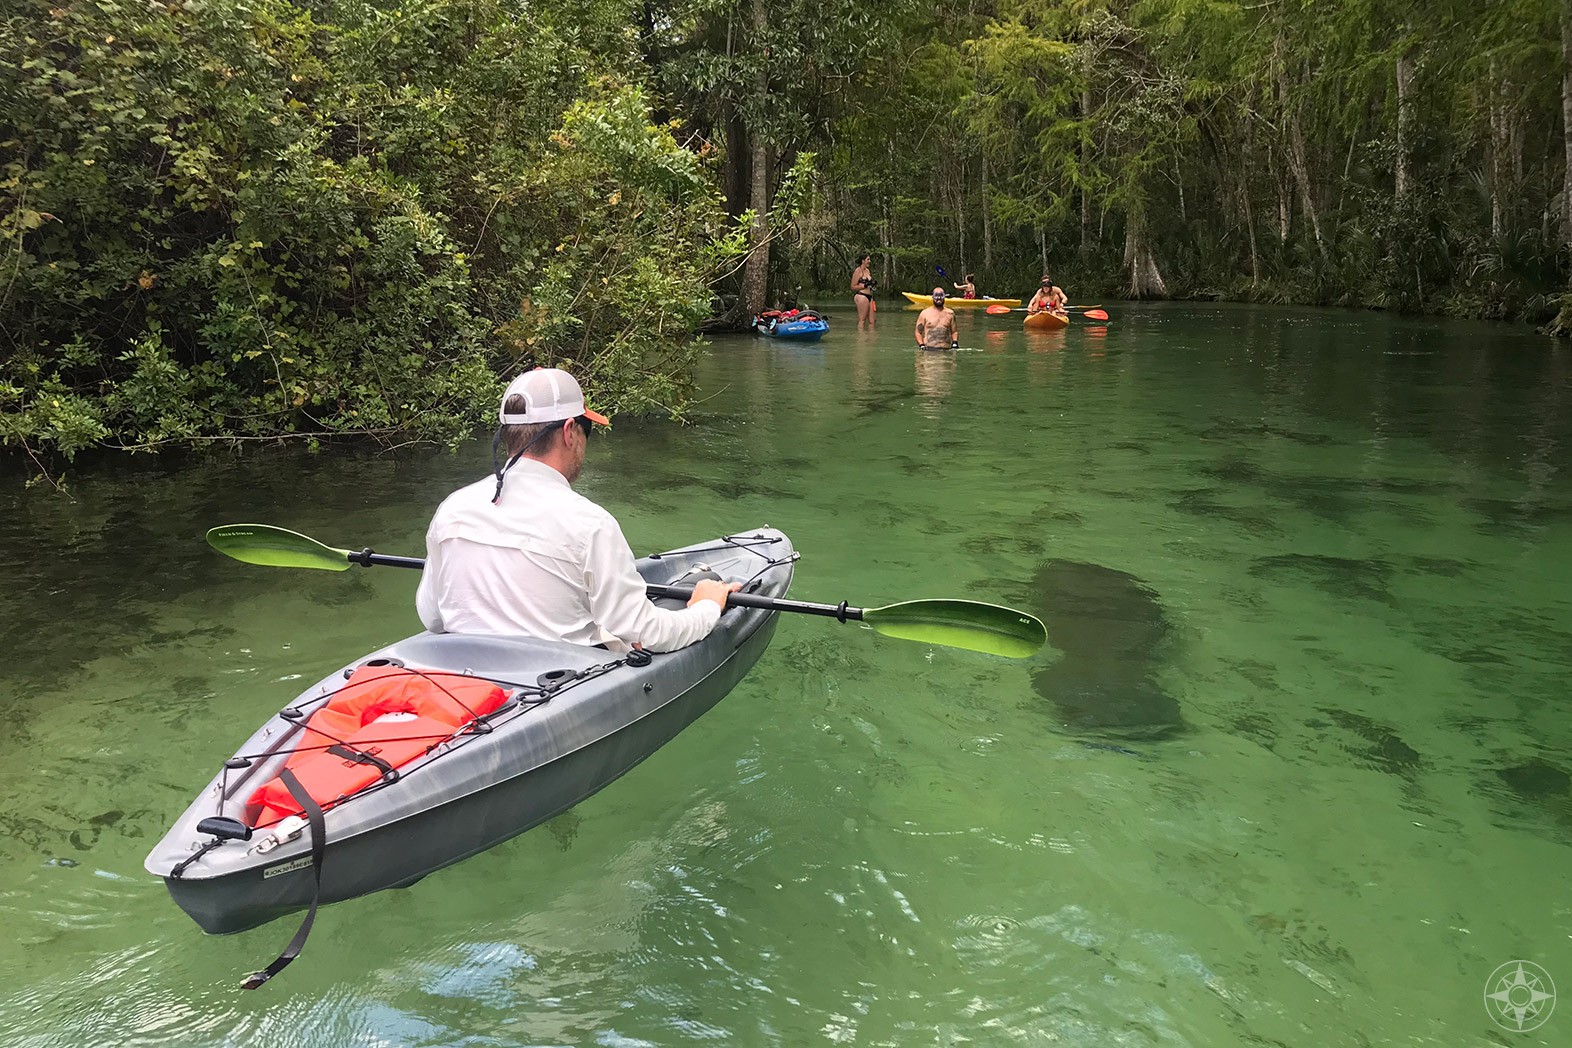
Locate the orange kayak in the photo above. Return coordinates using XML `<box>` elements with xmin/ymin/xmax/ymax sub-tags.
<box><xmin>1024</xmin><ymin>310</ymin><xmax>1069</xmax><ymax>330</ymax></box>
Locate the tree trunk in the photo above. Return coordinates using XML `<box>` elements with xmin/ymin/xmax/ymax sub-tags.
<box><xmin>1080</xmin><ymin>184</ymin><xmax>1091</xmax><ymax>255</ymax></box>
<box><xmin>880</xmin><ymin>195</ymin><xmax>892</xmax><ymax>290</ymax></box>
<box><xmin>741</xmin><ymin>132</ymin><xmax>769</xmax><ymax>316</ymax></box>
<box><xmin>1123</xmin><ymin>211</ymin><xmax>1168</xmax><ymax>298</ymax></box>
<box><xmin>1287</xmin><ymin>113</ymin><xmax>1329</xmax><ymax>264</ymax></box>
<box><xmin>720</xmin><ymin>16</ymin><xmax>746</xmax><ymax>222</ymax></box>
<box><xmin>1239</xmin><ymin>156</ymin><xmax>1261</xmax><ymax>285</ymax></box>
<box><xmin>1555</xmin><ymin>0</ymin><xmax>1572</xmax><ymax>336</ymax></box>
<box><xmin>1395</xmin><ymin>41</ymin><xmax>1415</xmax><ymax>200</ymax></box>
<box><xmin>1245</xmin><ymin>185</ymin><xmax>1261</xmax><ymax>287</ymax></box>
<box><xmin>740</xmin><ymin>0</ymin><xmax>770</xmax><ymax>318</ymax></box>
<box><xmin>1563</xmin><ymin>0</ymin><xmax>1572</xmax><ymax>250</ymax></box>
<box><xmin>1511</xmin><ymin>105</ymin><xmax>1524</xmax><ymax>187</ymax></box>
<box><xmin>1278</xmin><ymin>175</ymin><xmax>1290</xmax><ymax>242</ymax></box>
<box><xmin>1080</xmin><ymin>80</ymin><xmax>1092</xmax><ymax>254</ymax></box>
<box><xmin>955</xmin><ymin>161</ymin><xmax>966</xmax><ymax>272</ymax></box>
<box><xmin>1242</xmin><ymin>119</ymin><xmax>1260</xmax><ymax>285</ymax></box>
<box><xmin>1268</xmin><ymin>145</ymin><xmax>1290</xmax><ymax>241</ymax></box>
<box><xmin>722</xmin><ymin>106</ymin><xmax>748</xmax><ymax>222</ymax></box>
<box><xmin>883</xmin><ymin>140</ymin><xmax>895</xmax><ymax>289</ymax></box>
<box><xmin>1488</xmin><ymin>60</ymin><xmax>1503</xmax><ymax>238</ymax></box>
<box><xmin>982</xmin><ymin>153</ymin><xmax>992</xmax><ymax>272</ymax></box>
<box><xmin>1271</xmin><ymin>40</ymin><xmax>1325</xmax><ymax>262</ymax></box>
<box><xmin>1337</xmin><ymin>133</ymin><xmax>1357</xmax><ymax>222</ymax></box>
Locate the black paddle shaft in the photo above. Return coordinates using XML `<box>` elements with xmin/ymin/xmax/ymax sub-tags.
<box><xmin>344</xmin><ymin>549</ymin><xmax>865</xmax><ymax>621</ymax></box>
<box><xmin>348</xmin><ymin>549</ymin><xmax>426</xmax><ymax>570</ymax></box>
<box><xmin>646</xmin><ymin>584</ymin><xmax>865</xmax><ymax>621</ymax></box>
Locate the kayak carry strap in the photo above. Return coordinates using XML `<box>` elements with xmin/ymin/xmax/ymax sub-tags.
<box><xmin>241</xmin><ymin>769</ymin><xmax>326</xmax><ymax>990</ymax></box>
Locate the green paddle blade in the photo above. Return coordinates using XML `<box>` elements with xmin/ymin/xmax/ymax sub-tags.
<box><xmin>862</xmin><ymin>599</ymin><xmax>1047</xmax><ymax>658</ymax></box>
<box><xmin>206</xmin><ymin>524</ymin><xmax>354</xmax><ymax>571</ymax></box>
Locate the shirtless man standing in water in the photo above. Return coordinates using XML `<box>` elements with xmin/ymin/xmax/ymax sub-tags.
<box><xmin>914</xmin><ymin>287</ymin><xmax>959</xmax><ymax>350</ymax></box>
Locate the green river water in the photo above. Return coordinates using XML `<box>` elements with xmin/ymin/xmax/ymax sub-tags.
<box><xmin>1</xmin><ymin>303</ymin><xmax>1569</xmax><ymax>1046</ymax></box>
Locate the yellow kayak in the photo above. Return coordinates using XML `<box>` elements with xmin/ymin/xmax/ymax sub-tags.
<box><xmin>901</xmin><ymin>292</ymin><xmax>1022</xmax><ymax>308</ymax></box>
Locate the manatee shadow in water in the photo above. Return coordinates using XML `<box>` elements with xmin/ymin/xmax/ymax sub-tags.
<box><xmin>1029</xmin><ymin>560</ymin><xmax>1184</xmax><ymax>740</ymax></box>
<box><xmin>1465</xmin><ymin>757</ymin><xmax>1572</xmax><ymax>843</ymax></box>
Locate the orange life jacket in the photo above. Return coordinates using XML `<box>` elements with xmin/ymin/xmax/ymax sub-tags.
<box><xmin>243</xmin><ymin>664</ymin><xmax>508</xmax><ymax>827</ymax></box>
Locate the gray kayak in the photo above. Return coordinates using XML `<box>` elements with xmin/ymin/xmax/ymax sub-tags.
<box><xmin>145</xmin><ymin>528</ymin><xmax>796</xmax><ymax>935</ymax></box>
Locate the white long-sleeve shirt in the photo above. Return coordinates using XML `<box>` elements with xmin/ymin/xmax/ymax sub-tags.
<box><xmin>415</xmin><ymin>459</ymin><xmax>721</xmax><ymax>652</ymax></box>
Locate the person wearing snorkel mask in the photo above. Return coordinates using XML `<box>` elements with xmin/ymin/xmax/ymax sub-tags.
<box><xmin>914</xmin><ymin>287</ymin><xmax>959</xmax><ymax>351</ymax></box>
<box><xmin>1027</xmin><ymin>275</ymin><xmax>1068</xmax><ymax>315</ymax></box>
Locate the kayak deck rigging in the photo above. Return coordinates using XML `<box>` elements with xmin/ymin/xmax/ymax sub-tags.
<box><xmin>148</xmin><ymin>528</ymin><xmax>798</xmax><ymax>955</ymax></box>
<box><xmin>183</xmin><ymin>530</ymin><xmax>794</xmax><ymax>841</ymax></box>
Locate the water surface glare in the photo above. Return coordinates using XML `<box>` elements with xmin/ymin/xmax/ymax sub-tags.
<box><xmin>2</xmin><ymin>303</ymin><xmax>1570</xmax><ymax>1045</ymax></box>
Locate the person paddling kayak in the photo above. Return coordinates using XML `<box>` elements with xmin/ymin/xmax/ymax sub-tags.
<box><xmin>915</xmin><ymin>288</ymin><xmax>959</xmax><ymax>350</ymax></box>
<box><xmin>953</xmin><ymin>273</ymin><xmax>977</xmax><ymax>299</ymax></box>
<box><xmin>417</xmin><ymin>368</ymin><xmax>739</xmax><ymax>652</ymax></box>
<box><xmin>1026</xmin><ymin>275</ymin><xmax>1068</xmax><ymax>314</ymax></box>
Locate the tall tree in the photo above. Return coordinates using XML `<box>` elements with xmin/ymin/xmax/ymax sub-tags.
<box><xmin>647</xmin><ymin>0</ymin><xmax>915</xmax><ymax>317</ymax></box>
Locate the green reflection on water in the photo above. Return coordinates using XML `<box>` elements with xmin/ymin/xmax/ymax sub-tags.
<box><xmin>1</xmin><ymin>303</ymin><xmax>1569</xmax><ymax>1046</ymax></box>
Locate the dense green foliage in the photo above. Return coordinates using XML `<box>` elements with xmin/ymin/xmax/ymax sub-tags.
<box><xmin>4</xmin><ymin>0</ymin><xmax>1570</xmax><ymax>468</ymax></box>
<box><xmin>1</xmin><ymin>0</ymin><xmax>736</xmax><ymax>465</ymax></box>
<box><xmin>802</xmin><ymin>0</ymin><xmax>1572</xmax><ymax>318</ymax></box>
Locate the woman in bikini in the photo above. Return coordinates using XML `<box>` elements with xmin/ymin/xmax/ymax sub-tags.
<box><xmin>851</xmin><ymin>253</ymin><xmax>878</xmax><ymax>328</ymax></box>
<box><xmin>1026</xmin><ymin>275</ymin><xmax>1067</xmax><ymax>315</ymax></box>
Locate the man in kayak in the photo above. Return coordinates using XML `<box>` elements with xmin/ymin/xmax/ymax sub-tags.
<box><xmin>416</xmin><ymin>368</ymin><xmax>739</xmax><ymax>652</ymax></box>
<box><xmin>915</xmin><ymin>287</ymin><xmax>959</xmax><ymax>350</ymax></box>
<box><xmin>1027</xmin><ymin>275</ymin><xmax>1068</xmax><ymax>314</ymax></box>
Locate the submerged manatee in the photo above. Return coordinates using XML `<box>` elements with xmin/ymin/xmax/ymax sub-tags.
<box><xmin>1471</xmin><ymin>757</ymin><xmax>1572</xmax><ymax>840</ymax></box>
<box><xmin>1029</xmin><ymin>560</ymin><xmax>1184</xmax><ymax>740</ymax></box>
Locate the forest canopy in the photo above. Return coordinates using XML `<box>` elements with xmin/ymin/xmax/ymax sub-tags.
<box><xmin>4</xmin><ymin>0</ymin><xmax>1571</xmax><ymax>463</ymax></box>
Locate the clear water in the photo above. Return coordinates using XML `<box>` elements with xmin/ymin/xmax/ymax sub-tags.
<box><xmin>1</xmin><ymin>303</ymin><xmax>1569</xmax><ymax>1046</ymax></box>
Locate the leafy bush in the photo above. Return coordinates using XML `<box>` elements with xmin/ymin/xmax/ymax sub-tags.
<box><xmin>0</xmin><ymin>0</ymin><xmax>735</xmax><ymax>469</ymax></box>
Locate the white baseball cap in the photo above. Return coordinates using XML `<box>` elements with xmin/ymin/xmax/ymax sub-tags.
<box><xmin>499</xmin><ymin>368</ymin><xmax>610</xmax><ymax>427</ymax></box>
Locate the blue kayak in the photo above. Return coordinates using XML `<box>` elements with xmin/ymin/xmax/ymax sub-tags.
<box><xmin>753</xmin><ymin>311</ymin><xmax>828</xmax><ymax>342</ymax></box>
<box><xmin>769</xmin><ymin>318</ymin><xmax>828</xmax><ymax>341</ymax></box>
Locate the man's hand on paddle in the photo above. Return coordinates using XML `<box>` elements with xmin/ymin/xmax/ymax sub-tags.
<box><xmin>689</xmin><ymin>579</ymin><xmax>742</xmax><ymax>609</ymax></box>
